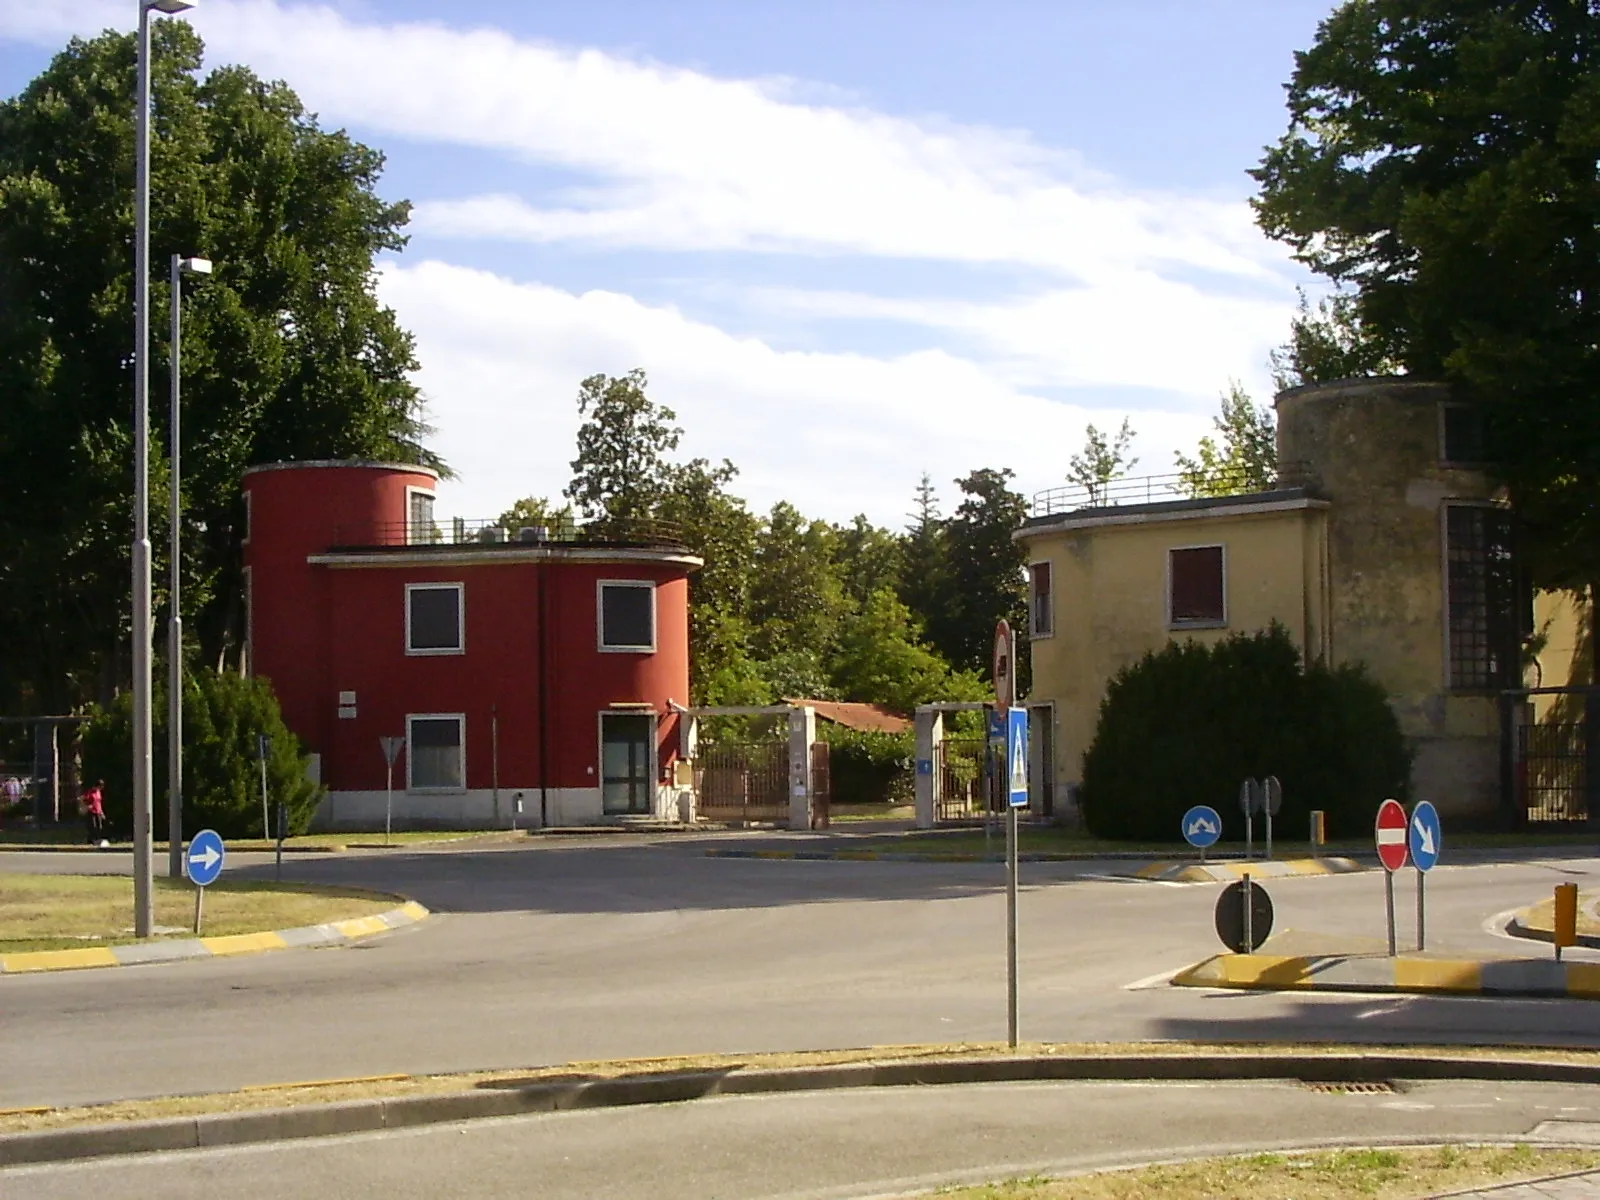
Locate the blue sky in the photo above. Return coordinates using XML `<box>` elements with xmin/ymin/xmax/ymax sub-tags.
<box><xmin>1</xmin><ymin>1</ymin><xmax>1336</xmax><ymax>527</ymax></box>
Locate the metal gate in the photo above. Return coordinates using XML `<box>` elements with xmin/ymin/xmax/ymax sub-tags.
<box><xmin>1503</xmin><ymin>688</ymin><xmax>1599</xmax><ymax>825</ymax></box>
<box><xmin>935</xmin><ymin>737</ymin><xmax>988</xmax><ymax>821</ymax></box>
<box><xmin>809</xmin><ymin>742</ymin><xmax>830</xmax><ymax>828</ymax></box>
<box><xmin>695</xmin><ymin>739</ymin><xmax>790</xmax><ymax>823</ymax></box>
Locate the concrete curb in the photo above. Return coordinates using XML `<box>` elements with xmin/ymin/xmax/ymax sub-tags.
<box><xmin>1506</xmin><ymin>893</ymin><xmax>1600</xmax><ymax>950</ymax></box>
<box><xmin>1173</xmin><ymin>951</ymin><xmax>1600</xmax><ymax>999</ymax></box>
<box><xmin>0</xmin><ymin>901</ymin><xmax>429</xmax><ymax>975</ymax></box>
<box><xmin>6</xmin><ymin>1051</ymin><xmax>1600</xmax><ymax>1167</ymax></box>
<box><xmin>1134</xmin><ymin>857</ymin><xmax>1365</xmax><ymax>883</ymax></box>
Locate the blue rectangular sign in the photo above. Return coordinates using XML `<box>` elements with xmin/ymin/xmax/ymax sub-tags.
<box><xmin>1006</xmin><ymin>708</ymin><xmax>1029</xmax><ymax>809</ymax></box>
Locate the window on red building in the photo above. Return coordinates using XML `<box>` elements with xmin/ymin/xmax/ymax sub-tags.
<box><xmin>599</xmin><ymin>581</ymin><xmax>656</xmax><ymax>652</ymax></box>
<box><xmin>408</xmin><ymin>714</ymin><xmax>464</xmax><ymax>790</ymax></box>
<box><xmin>1168</xmin><ymin>546</ymin><xmax>1226</xmax><ymax>627</ymax></box>
<box><xmin>406</xmin><ymin>583</ymin><xmax>464</xmax><ymax>655</ymax></box>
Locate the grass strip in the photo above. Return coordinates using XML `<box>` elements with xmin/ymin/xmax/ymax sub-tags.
<box><xmin>9</xmin><ymin>1041</ymin><xmax>1600</xmax><ymax>1135</ymax></box>
<box><xmin>0</xmin><ymin>830</ymin><xmax>501</xmax><ymax>851</ymax></box>
<box><xmin>0</xmin><ymin>874</ymin><xmax>399</xmax><ymax>952</ymax></box>
<box><xmin>930</xmin><ymin>1145</ymin><xmax>1600</xmax><ymax>1198</ymax></box>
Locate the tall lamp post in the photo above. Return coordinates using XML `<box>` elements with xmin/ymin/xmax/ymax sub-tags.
<box><xmin>134</xmin><ymin>0</ymin><xmax>198</xmax><ymax>936</ymax></box>
<box><xmin>167</xmin><ymin>254</ymin><xmax>211</xmax><ymax>880</ymax></box>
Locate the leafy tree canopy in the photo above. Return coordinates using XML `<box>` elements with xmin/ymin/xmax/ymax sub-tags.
<box><xmin>1066</xmin><ymin>419</ymin><xmax>1138</xmax><ymax>504</ymax></box>
<box><xmin>1175</xmin><ymin>382</ymin><xmax>1278</xmax><ymax>498</ymax></box>
<box><xmin>564</xmin><ymin>368</ymin><xmax>681</xmax><ymax>525</ymax></box>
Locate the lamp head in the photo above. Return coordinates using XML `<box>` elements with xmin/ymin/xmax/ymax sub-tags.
<box><xmin>144</xmin><ymin>0</ymin><xmax>197</xmax><ymax>13</ymax></box>
<box><xmin>179</xmin><ymin>257</ymin><xmax>213</xmax><ymax>276</ymax></box>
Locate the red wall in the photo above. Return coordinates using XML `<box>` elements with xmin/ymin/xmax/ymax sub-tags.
<box><xmin>243</xmin><ymin>462</ymin><xmax>692</xmax><ymax>794</ymax></box>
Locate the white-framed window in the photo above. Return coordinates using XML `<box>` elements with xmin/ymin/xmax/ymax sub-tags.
<box><xmin>406</xmin><ymin>582</ymin><xmax>465</xmax><ymax>655</ymax></box>
<box><xmin>1167</xmin><ymin>545</ymin><xmax>1226</xmax><ymax>629</ymax></box>
<box><xmin>1029</xmin><ymin>561</ymin><xmax>1054</xmax><ymax>638</ymax></box>
<box><xmin>406</xmin><ymin>486</ymin><xmax>438</xmax><ymax>546</ymax></box>
<box><xmin>597</xmin><ymin>580</ymin><xmax>656</xmax><ymax>653</ymax></box>
<box><xmin>407</xmin><ymin>713</ymin><xmax>465</xmax><ymax>791</ymax></box>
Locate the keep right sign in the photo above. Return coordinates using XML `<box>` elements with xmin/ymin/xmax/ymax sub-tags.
<box><xmin>1375</xmin><ymin>798</ymin><xmax>1409</xmax><ymax>872</ymax></box>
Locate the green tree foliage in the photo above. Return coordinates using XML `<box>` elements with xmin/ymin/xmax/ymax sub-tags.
<box><xmin>1251</xmin><ymin>1</ymin><xmax>1600</xmax><ymax>598</ymax></box>
<box><xmin>829</xmin><ymin>587</ymin><xmax>961</xmax><ymax>714</ymax></box>
<box><xmin>749</xmin><ymin>502</ymin><xmax>850</xmax><ymax>664</ymax></box>
<box><xmin>937</xmin><ymin>468</ymin><xmax>1029</xmax><ymax>685</ymax></box>
<box><xmin>1079</xmin><ymin>626</ymin><xmax>1409</xmax><ymax>842</ymax></box>
<box><xmin>817</xmin><ymin>725</ymin><xmax>915</xmax><ymax>805</ymax></box>
<box><xmin>495</xmin><ymin>496</ymin><xmax>574</xmax><ymax>538</ymax></box>
<box><xmin>0</xmin><ymin>25</ymin><xmax>437</xmax><ymax>712</ymax></box>
<box><xmin>1066</xmin><ymin>419</ymin><xmax>1137</xmax><ymax>504</ymax></box>
<box><xmin>1175</xmin><ymin>382</ymin><xmax>1279</xmax><ymax>498</ymax></box>
<box><xmin>1269</xmin><ymin>289</ymin><xmax>1402</xmax><ymax>391</ymax></box>
<box><xmin>564</xmin><ymin>369</ymin><xmax>681</xmax><ymax>525</ymax></box>
<box><xmin>80</xmin><ymin>669</ymin><xmax>322</xmax><ymax>839</ymax></box>
<box><xmin>833</xmin><ymin>515</ymin><xmax>904</xmax><ymax>609</ymax></box>
<box><xmin>898</xmin><ymin>472</ymin><xmax>949</xmax><ymax>632</ymax></box>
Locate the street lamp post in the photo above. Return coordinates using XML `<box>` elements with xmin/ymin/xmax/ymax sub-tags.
<box><xmin>167</xmin><ymin>254</ymin><xmax>210</xmax><ymax>880</ymax></box>
<box><xmin>134</xmin><ymin>0</ymin><xmax>197</xmax><ymax>936</ymax></box>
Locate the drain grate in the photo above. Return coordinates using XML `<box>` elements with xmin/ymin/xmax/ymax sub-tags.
<box><xmin>1300</xmin><ymin>1080</ymin><xmax>1399</xmax><ymax>1095</ymax></box>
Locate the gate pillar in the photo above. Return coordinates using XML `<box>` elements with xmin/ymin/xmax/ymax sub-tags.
<box><xmin>914</xmin><ymin>707</ymin><xmax>943</xmax><ymax>829</ymax></box>
<box><xmin>787</xmin><ymin>706</ymin><xmax>816</xmax><ymax>830</ymax></box>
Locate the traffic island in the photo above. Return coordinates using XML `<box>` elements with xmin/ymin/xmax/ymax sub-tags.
<box><xmin>0</xmin><ymin>875</ymin><xmax>428</xmax><ymax>973</ymax></box>
<box><xmin>1134</xmin><ymin>857</ymin><xmax>1364</xmax><ymax>883</ymax></box>
<box><xmin>1173</xmin><ymin>951</ymin><xmax>1600</xmax><ymax>999</ymax></box>
<box><xmin>1508</xmin><ymin>890</ymin><xmax>1600</xmax><ymax>950</ymax></box>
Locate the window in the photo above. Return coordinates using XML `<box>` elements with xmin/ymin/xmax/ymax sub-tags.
<box><xmin>598</xmin><ymin>581</ymin><xmax>656</xmax><ymax>652</ymax></box>
<box><xmin>1440</xmin><ymin>403</ymin><xmax>1486</xmax><ymax>465</ymax></box>
<box><xmin>1168</xmin><ymin>546</ymin><xmax>1226</xmax><ymax>627</ymax></box>
<box><xmin>1030</xmin><ymin>561</ymin><xmax>1054</xmax><ymax>637</ymax></box>
<box><xmin>406</xmin><ymin>488</ymin><xmax>437</xmax><ymax>545</ymax></box>
<box><xmin>408</xmin><ymin>714</ymin><xmax>464</xmax><ymax>791</ymax></box>
<box><xmin>1446</xmin><ymin>505</ymin><xmax>1518</xmax><ymax>690</ymax></box>
<box><xmin>406</xmin><ymin>583</ymin><xmax>464</xmax><ymax>655</ymax></box>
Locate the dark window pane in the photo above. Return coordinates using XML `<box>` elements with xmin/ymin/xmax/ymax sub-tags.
<box><xmin>1170</xmin><ymin>546</ymin><xmax>1225</xmax><ymax>623</ymax></box>
<box><xmin>1447</xmin><ymin>506</ymin><xmax>1518</xmax><ymax>689</ymax></box>
<box><xmin>410</xmin><ymin>717</ymin><xmax>462</xmax><ymax>789</ymax></box>
<box><xmin>409</xmin><ymin>586</ymin><xmax>461</xmax><ymax>651</ymax></box>
<box><xmin>1442</xmin><ymin>405</ymin><xmax>1486</xmax><ymax>463</ymax></box>
<box><xmin>601</xmin><ymin>713</ymin><xmax>652</xmax><ymax>814</ymax></box>
<box><xmin>602</xmin><ymin>584</ymin><xmax>654</xmax><ymax>648</ymax></box>
<box><xmin>1031</xmin><ymin>562</ymin><xmax>1052</xmax><ymax>635</ymax></box>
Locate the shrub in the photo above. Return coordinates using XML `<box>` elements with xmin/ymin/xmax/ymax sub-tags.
<box><xmin>818</xmin><ymin>724</ymin><xmax>914</xmax><ymax>805</ymax></box>
<box><xmin>1078</xmin><ymin>625</ymin><xmax>1409</xmax><ymax>842</ymax></box>
<box><xmin>80</xmin><ymin>669</ymin><xmax>324</xmax><ymax>840</ymax></box>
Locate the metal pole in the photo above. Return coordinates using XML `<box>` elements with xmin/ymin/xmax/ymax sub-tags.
<box><xmin>491</xmin><ymin>704</ymin><xmax>500</xmax><ymax>827</ymax></box>
<box><xmin>1006</xmin><ymin>802</ymin><xmax>1018</xmax><ymax>1048</ymax></box>
<box><xmin>132</xmin><ymin>2</ymin><xmax>156</xmax><ymax>938</ymax></box>
<box><xmin>258</xmin><ymin>746</ymin><xmax>269</xmax><ymax>840</ymax></box>
<box><xmin>167</xmin><ymin>254</ymin><xmax>184</xmax><ymax>879</ymax></box>
<box><xmin>1245</xmin><ymin>812</ymin><xmax>1253</xmax><ymax>861</ymax></box>
<box><xmin>193</xmin><ymin>885</ymin><xmax>203</xmax><ymax>935</ymax></box>
<box><xmin>1385</xmin><ymin>870</ymin><xmax>1397</xmax><ymax>957</ymax></box>
<box><xmin>385</xmin><ymin>760</ymin><xmax>393</xmax><ymax>845</ymax></box>
<box><xmin>1265</xmin><ymin>808</ymin><xmax>1273</xmax><ymax>861</ymax></box>
<box><xmin>1416</xmin><ymin>869</ymin><xmax>1425</xmax><ymax>953</ymax></box>
<box><xmin>1242</xmin><ymin>872</ymin><xmax>1254</xmax><ymax>953</ymax></box>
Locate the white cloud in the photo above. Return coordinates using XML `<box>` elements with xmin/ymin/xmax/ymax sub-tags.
<box><xmin>381</xmin><ymin>260</ymin><xmax>1214</xmax><ymax>526</ymax></box>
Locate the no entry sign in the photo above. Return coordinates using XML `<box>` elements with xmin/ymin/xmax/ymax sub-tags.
<box><xmin>1375</xmin><ymin>798</ymin><xmax>1409</xmax><ymax>873</ymax></box>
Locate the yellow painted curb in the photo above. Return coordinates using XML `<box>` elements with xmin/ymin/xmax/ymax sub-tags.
<box><xmin>1394</xmin><ymin>958</ymin><xmax>1482</xmax><ymax>993</ymax></box>
<box><xmin>333</xmin><ymin>915</ymin><xmax>391</xmax><ymax>939</ymax></box>
<box><xmin>1134</xmin><ymin>863</ymin><xmax>1169</xmax><ymax>879</ymax></box>
<box><xmin>1567</xmin><ymin>962</ymin><xmax>1600</xmax><ymax>999</ymax></box>
<box><xmin>399</xmin><ymin>901</ymin><xmax>429</xmax><ymax>922</ymax></box>
<box><xmin>202</xmin><ymin>932</ymin><xmax>290</xmax><ymax>957</ymax></box>
<box><xmin>0</xmin><ymin>947</ymin><xmax>119</xmax><ymax>973</ymax></box>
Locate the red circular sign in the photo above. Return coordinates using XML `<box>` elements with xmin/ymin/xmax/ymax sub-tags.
<box><xmin>1375</xmin><ymin>799</ymin><xmax>1409</xmax><ymax>872</ymax></box>
<box><xmin>992</xmin><ymin>619</ymin><xmax>1014</xmax><ymax>714</ymax></box>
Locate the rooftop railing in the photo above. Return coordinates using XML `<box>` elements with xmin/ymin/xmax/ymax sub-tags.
<box><xmin>1029</xmin><ymin>461</ymin><xmax>1315</xmax><ymax>520</ymax></box>
<box><xmin>328</xmin><ymin>515</ymin><xmax>687</xmax><ymax>551</ymax></box>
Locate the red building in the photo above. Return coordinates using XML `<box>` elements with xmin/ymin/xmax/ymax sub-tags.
<box><xmin>242</xmin><ymin>461</ymin><xmax>699</xmax><ymax>829</ymax></box>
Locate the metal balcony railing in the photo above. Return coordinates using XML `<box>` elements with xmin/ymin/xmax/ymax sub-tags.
<box><xmin>328</xmin><ymin>515</ymin><xmax>687</xmax><ymax>551</ymax></box>
<box><xmin>1029</xmin><ymin>461</ymin><xmax>1315</xmax><ymax>519</ymax></box>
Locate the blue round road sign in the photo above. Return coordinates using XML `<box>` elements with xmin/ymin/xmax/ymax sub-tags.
<box><xmin>1182</xmin><ymin>805</ymin><xmax>1222</xmax><ymax>849</ymax></box>
<box><xmin>1408</xmin><ymin>801</ymin><xmax>1442</xmax><ymax>872</ymax></box>
<box><xmin>185</xmin><ymin>829</ymin><xmax>226</xmax><ymax>887</ymax></box>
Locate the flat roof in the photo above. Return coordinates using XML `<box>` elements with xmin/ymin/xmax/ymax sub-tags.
<box><xmin>1017</xmin><ymin>487</ymin><xmax>1327</xmax><ymax>537</ymax></box>
<box><xmin>242</xmin><ymin>460</ymin><xmax>441</xmax><ymax>480</ymax></box>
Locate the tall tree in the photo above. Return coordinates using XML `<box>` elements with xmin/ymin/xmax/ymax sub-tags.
<box><xmin>1066</xmin><ymin>419</ymin><xmax>1138</xmax><ymax>504</ymax></box>
<box><xmin>564</xmin><ymin>368</ymin><xmax>681</xmax><ymax>525</ymax></box>
<box><xmin>1251</xmin><ymin>1</ymin><xmax>1600</xmax><ymax>611</ymax></box>
<box><xmin>830</xmin><ymin>587</ymin><xmax>979</xmax><ymax>713</ymax></box>
<box><xmin>833</xmin><ymin>515</ymin><xmax>903</xmax><ymax>610</ymax></box>
<box><xmin>898</xmin><ymin>473</ymin><xmax>949</xmax><ymax>639</ymax></box>
<box><xmin>748</xmin><ymin>502</ymin><xmax>849</xmax><ymax>668</ymax></box>
<box><xmin>940</xmin><ymin>468</ymin><xmax>1029</xmax><ymax>684</ymax></box>
<box><xmin>1175</xmin><ymin>382</ymin><xmax>1278</xmax><ymax>498</ymax></box>
<box><xmin>0</xmin><ymin>25</ymin><xmax>435</xmax><ymax>712</ymax></box>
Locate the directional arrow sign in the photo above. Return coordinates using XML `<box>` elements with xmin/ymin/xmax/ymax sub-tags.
<box><xmin>1006</xmin><ymin>708</ymin><xmax>1028</xmax><ymax>809</ymax></box>
<box><xmin>1182</xmin><ymin>805</ymin><xmax>1222</xmax><ymax>849</ymax></box>
<box><xmin>185</xmin><ymin>828</ymin><xmax>226</xmax><ymax>887</ymax></box>
<box><xmin>1375</xmin><ymin>799</ymin><xmax>1409</xmax><ymax>873</ymax></box>
<box><xmin>1409</xmin><ymin>801</ymin><xmax>1442</xmax><ymax>873</ymax></box>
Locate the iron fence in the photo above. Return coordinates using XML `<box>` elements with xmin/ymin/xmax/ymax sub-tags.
<box><xmin>1029</xmin><ymin>461</ymin><xmax>1314</xmax><ymax>519</ymax></box>
<box><xmin>328</xmin><ymin>515</ymin><xmax>686</xmax><ymax>551</ymax></box>
<box><xmin>1502</xmin><ymin>687</ymin><xmax>1600</xmax><ymax>825</ymax></box>
<box><xmin>935</xmin><ymin>738</ymin><xmax>988</xmax><ymax>821</ymax></box>
<box><xmin>695</xmin><ymin>740</ymin><xmax>790</xmax><ymax>823</ymax></box>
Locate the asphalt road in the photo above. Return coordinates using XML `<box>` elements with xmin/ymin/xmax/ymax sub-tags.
<box><xmin>3</xmin><ymin>836</ymin><xmax>1599</xmax><ymax>1109</ymax></box>
<box><xmin>7</xmin><ymin>1078</ymin><xmax>1600</xmax><ymax>1199</ymax></box>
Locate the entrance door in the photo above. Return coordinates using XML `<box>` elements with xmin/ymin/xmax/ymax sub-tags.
<box><xmin>601</xmin><ymin>713</ymin><xmax>654</xmax><ymax>815</ymax></box>
<box><xmin>1028</xmin><ymin>704</ymin><xmax>1055</xmax><ymax>817</ymax></box>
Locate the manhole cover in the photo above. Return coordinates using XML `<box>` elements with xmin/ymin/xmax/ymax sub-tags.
<box><xmin>1301</xmin><ymin>1080</ymin><xmax>1398</xmax><ymax>1095</ymax></box>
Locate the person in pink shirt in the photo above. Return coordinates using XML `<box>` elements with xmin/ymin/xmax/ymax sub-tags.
<box><xmin>82</xmin><ymin>780</ymin><xmax>105</xmax><ymax>844</ymax></box>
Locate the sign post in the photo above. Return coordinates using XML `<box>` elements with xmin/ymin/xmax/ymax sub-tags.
<box><xmin>1375</xmin><ymin>798</ymin><xmax>1409</xmax><ymax>956</ymax></box>
<box><xmin>379</xmin><ymin>736</ymin><xmax>405</xmax><ymax>845</ymax></box>
<box><xmin>1182</xmin><ymin>805</ymin><xmax>1222</xmax><ymax>863</ymax></box>
<box><xmin>185</xmin><ymin>828</ymin><xmax>225</xmax><ymax>935</ymax></box>
<box><xmin>1408</xmin><ymin>800</ymin><xmax>1441</xmax><ymax>951</ymax></box>
<box><xmin>1004</xmin><ymin>706</ymin><xmax>1027</xmax><ymax>1049</ymax></box>
<box><xmin>1214</xmin><ymin>875</ymin><xmax>1274</xmax><ymax>953</ymax></box>
<box><xmin>256</xmin><ymin>734</ymin><xmax>271</xmax><ymax>840</ymax></box>
<box><xmin>1239</xmin><ymin>778</ymin><xmax>1259</xmax><ymax>859</ymax></box>
<box><xmin>1263</xmin><ymin>775</ymin><xmax>1282</xmax><ymax>860</ymax></box>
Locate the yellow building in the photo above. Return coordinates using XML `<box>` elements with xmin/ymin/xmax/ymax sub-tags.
<box><xmin>1017</xmin><ymin>376</ymin><xmax>1582</xmax><ymax>824</ymax></box>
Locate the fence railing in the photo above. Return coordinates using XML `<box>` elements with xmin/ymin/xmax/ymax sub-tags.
<box><xmin>1030</xmin><ymin>461</ymin><xmax>1315</xmax><ymax>519</ymax></box>
<box><xmin>328</xmin><ymin>515</ymin><xmax>687</xmax><ymax>551</ymax></box>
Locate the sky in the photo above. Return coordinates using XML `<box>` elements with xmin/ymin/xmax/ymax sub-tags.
<box><xmin>0</xmin><ymin>0</ymin><xmax>1338</xmax><ymax>529</ymax></box>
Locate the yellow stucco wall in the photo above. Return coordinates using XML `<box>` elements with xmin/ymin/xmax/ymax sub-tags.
<box><xmin>1023</xmin><ymin>501</ymin><xmax>1328</xmax><ymax>807</ymax></box>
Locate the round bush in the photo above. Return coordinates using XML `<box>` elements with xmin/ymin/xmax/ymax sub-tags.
<box><xmin>1078</xmin><ymin>625</ymin><xmax>1410</xmax><ymax>843</ymax></box>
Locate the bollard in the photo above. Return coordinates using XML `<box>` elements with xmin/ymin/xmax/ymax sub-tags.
<box><xmin>1310</xmin><ymin>809</ymin><xmax>1325</xmax><ymax>850</ymax></box>
<box><xmin>1554</xmin><ymin>882</ymin><xmax>1579</xmax><ymax>963</ymax></box>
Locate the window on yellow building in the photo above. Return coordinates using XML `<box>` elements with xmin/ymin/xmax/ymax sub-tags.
<box><xmin>1445</xmin><ymin>505</ymin><xmax>1519</xmax><ymax>690</ymax></box>
<box><xmin>1030</xmin><ymin>562</ymin><xmax>1053</xmax><ymax>637</ymax></box>
<box><xmin>1168</xmin><ymin>546</ymin><xmax>1225</xmax><ymax>627</ymax></box>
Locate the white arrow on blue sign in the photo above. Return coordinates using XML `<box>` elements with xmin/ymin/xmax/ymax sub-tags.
<box><xmin>185</xmin><ymin>829</ymin><xmax>227</xmax><ymax>887</ymax></box>
<box><xmin>1408</xmin><ymin>801</ymin><xmax>1442</xmax><ymax>872</ymax></box>
<box><xmin>1182</xmin><ymin>805</ymin><xmax>1222</xmax><ymax>848</ymax></box>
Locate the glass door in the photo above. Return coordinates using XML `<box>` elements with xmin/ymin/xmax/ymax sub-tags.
<box><xmin>601</xmin><ymin>713</ymin><xmax>653</xmax><ymax>815</ymax></box>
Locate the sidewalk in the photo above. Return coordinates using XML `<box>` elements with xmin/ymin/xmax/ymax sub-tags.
<box><xmin>1437</xmin><ymin>1169</ymin><xmax>1600</xmax><ymax>1197</ymax></box>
